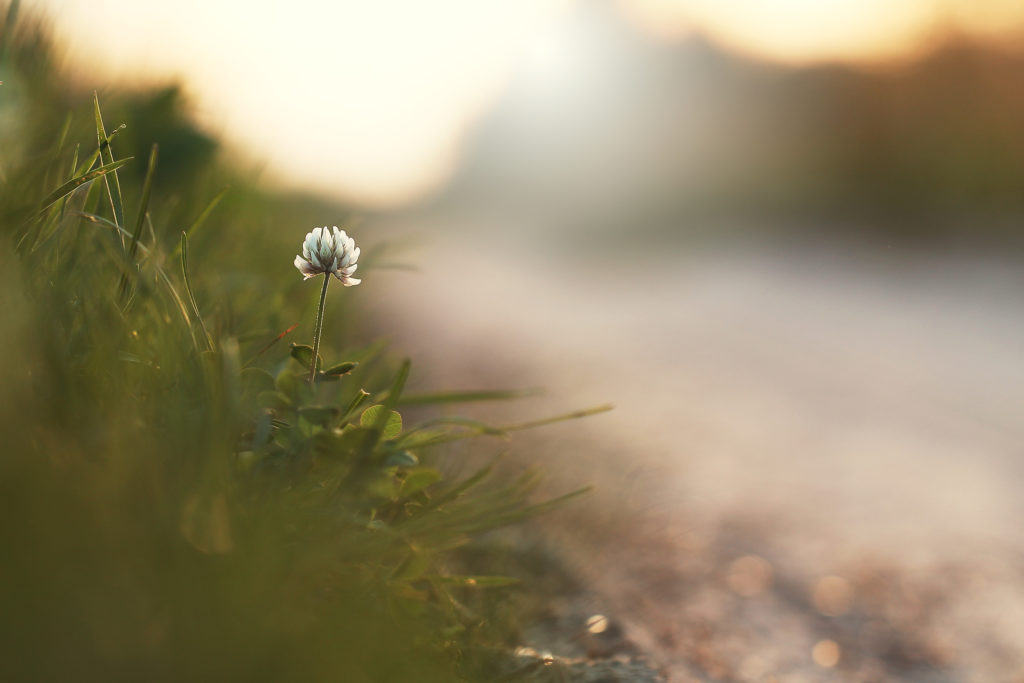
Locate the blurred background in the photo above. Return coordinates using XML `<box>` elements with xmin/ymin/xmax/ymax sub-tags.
<box><xmin>22</xmin><ymin>0</ymin><xmax>1024</xmax><ymax>678</ymax></box>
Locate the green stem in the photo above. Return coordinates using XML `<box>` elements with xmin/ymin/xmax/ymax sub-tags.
<box><xmin>308</xmin><ymin>273</ymin><xmax>330</xmax><ymax>384</ymax></box>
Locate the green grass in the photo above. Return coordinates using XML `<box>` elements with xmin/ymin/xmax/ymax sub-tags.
<box><xmin>0</xmin><ymin>7</ymin><xmax>604</xmax><ymax>681</ymax></box>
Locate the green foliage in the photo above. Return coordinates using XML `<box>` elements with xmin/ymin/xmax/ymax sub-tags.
<box><xmin>0</xmin><ymin>11</ymin><xmax>599</xmax><ymax>682</ymax></box>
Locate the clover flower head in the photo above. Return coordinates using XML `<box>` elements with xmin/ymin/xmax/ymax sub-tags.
<box><xmin>294</xmin><ymin>226</ymin><xmax>361</xmax><ymax>286</ymax></box>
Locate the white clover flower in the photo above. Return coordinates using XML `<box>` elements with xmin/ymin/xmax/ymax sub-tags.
<box><xmin>294</xmin><ymin>226</ymin><xmax>361</xmax><ymax>286</ymax></box>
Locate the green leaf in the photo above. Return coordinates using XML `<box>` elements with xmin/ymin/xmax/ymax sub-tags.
<box><xmin>400</xmin><ymin>467</ymin><xmax>441</xmax><ymax>498</ymax></box>
<box><xmin>289</xmin><ymin>343</ymin><xmax>321</xmax><ymax>372</ymax></box>
<box><xmin>356</xmin><ymin>360</ymin><xmax>410</xmax><ymax>464</ymax></box>
<box><xmin>385</xmin><ymin>451</ymin><xmax>419</xmax><ymax>468</ymax></box>
<box><xmin>316</xmin><ymin>360</ymin><xmax>358</xmax><ymax>382</ymax></box>
<box><xmin>360</xmin><ymin>405</ymin><xmax>402</xmax><ymax>440</ymax></box>
<box><xmin>322</xmin><ymin>361</ymin><xmax>358</xmax><ymax>376</ymax></box>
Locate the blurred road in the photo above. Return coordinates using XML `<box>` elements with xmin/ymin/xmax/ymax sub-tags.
<box><xmin>373</xmin><ymin>221</ymin><xmax>1024</xmax><ymax>679</ymax></box>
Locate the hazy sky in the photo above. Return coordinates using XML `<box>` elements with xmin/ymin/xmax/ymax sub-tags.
<box><xmin>35</xmin><ymin>0</ymin><xmax>1024</xmax><ymax>207</ymax></box>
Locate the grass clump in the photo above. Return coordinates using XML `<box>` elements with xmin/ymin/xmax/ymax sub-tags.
<box><xmin>0</xmin><ymin>7</ymin><xmax>602</xmax><ymax>681</ymax></box>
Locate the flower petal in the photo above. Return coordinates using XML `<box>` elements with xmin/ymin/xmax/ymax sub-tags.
<box><xmin>294</xmin><ymin>255</ymin><xmax>319</xmax><ymax>278</ymax></box>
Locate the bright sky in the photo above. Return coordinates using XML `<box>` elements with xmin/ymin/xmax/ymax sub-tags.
<box><xmin>34</xmin><ymin>0</ymin><xmax>1024</xmax><ymax>207</ymax></box>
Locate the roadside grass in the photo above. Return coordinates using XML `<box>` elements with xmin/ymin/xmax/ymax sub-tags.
<box><xmin>0</xmin><ymin>7</ymin><xmax>607</xmax><ymax>681</ymax></box>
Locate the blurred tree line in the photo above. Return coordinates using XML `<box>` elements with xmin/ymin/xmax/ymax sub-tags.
<box><xmin>437</xmin><ymin>2</ymin><xmax>1024</xmax><ymax>246</ymax></box>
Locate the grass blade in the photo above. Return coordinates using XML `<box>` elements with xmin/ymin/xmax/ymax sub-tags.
<box><xmin>129</xmin><ymin>144</ymin><xmax>158</xmax><ymax>257</ymax></box>
<box><xmin>77</xmin><ymin>211</ymin><xmax>139</xmax><ymax>243</ymax></box>
<box><xmin>399</xmin><ymin>404</ymin><xmax>614</xmax><ymax>450</ymax></box>
<box><xmin>119</xmin><ymin>144</ymin><xmax>158</xmax><ymax>298</ymax></box>
<box><xmin>156</xmin><ymin>268</ymin><xmax>199</xmax><ymax>350</ymax></box>
<box><xmin>243</xmin><ymin>322</ymin><xmax>298</xmax><ymax>367</ymax></box>
<box><xmin>73</xmin><ymin>124</ymin><xmax>123</xmax><ymax>178</ymax></box>
<box><xmin>68</xmin><ymin>143</ymin><xmax>80</xmax><ymax>181</ymax></box>
<box><xmin>425</xmin><ymin>461</ymin><xmax>496</xmax><ymax>511</ymax></box>
<box><xmin>180</xmin><ymin>232</ymin><xmax>213</xmax><ymax>350</ymax></box>
<box><xmin>37</xmin><ymin>158</ymin><xmax>132</xmax><ymax>213</ymax></box>
<box><xmin>382</xmin><ymin>360</ymin><xmax>411</xmax><ymax>412</ymax></box>
<box><xmin>501</xmin><ymin>404</ymin><xmax>614</xmax><ymax>432</ymax></box>
<box><xmin>170</xmin><ymin>186</ymin><xmax>228</xmax><ymax>258</ymax></box>
<box><xmin>397</xmin><ymin>388</ymin><xmax>541</xmax><ymax>406</ymax></box>
<box><xmin>341</xmin><ymin>389</ymin><xmax>371</xmax><ymax>422</ymax></box>
<box><xmin>93</xmin><ymin>92</ymin><xmax>126</xmax><ymax>231</ymax></box>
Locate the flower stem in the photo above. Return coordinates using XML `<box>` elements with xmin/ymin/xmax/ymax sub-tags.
<box><xmin>308</xmin><ymin>273</ymin><xmax>330</xmax><ymax>384</ymax></box>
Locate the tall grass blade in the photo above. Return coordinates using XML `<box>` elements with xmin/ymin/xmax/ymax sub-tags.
<box><xmin>425</xmin><ymin>461</ymin><xmax>496</xmax><ymax>511</ymax></box>
<box><xmin>180</xmin><ymin>231</ymin><xmax>213</xmax><ymax>350</ymax></box>
<box><xmin>170</xmin><ymin>186</ymin><xmax>228</xmax><ymax>258</ymax></box>
<box><xmin>382</xmin><ymin>359</ymin><xmax>411</xmax><ymax>412</ymax></box>
<box><xmin>36</xmin><ymin>158</ymin><xmax>132</xmax><ymax>215</ymax></box>
<box><xmin>156</xmin><ymin>268</ymin><xmax>199</xmax><ymax>350</ymax></box>
<box><xmin>398</xmin><ymin>388</ymin><xmax>541</xmax><ymax>406</ymax></box>
<box><xmin>92</xmin><ymin>92</ymin><xmax>126</xmax><ymax>232</ymax></box>
<box><xmin>501</xmin><ymin>403</ymin><xmax>614</xmax><ymax>432</ymax></box>
<box><xmin>68</xmin><ymin>143</ymin><xmax>80</xmax><ymax>181</ymax></box>
<box><xmin>76</xmin><ymin>211</ymin><xmax>149</xmax><ymax>254</ymax></box>
<box><xmin>119</xmin><ymin>144</ymin><xmax>158</xmax><ymax>298</ymax></box>
<box><xmin>54</xmin><ymin>113</ymin><xmax>71</xmax><ymax>158</ymax></box>
<box><xmin>73</xmin><ymin>124</ymin><xmax>123</xmax><ymax>178</ymax></box>
<box><xmin>341</xmin><ymin>389</ymin><xmax>371</xmax><ymax>421</ymax></box>
<box><xmin>399</xmin><ymin>404</ymin><xmax>614</xmax><ymax>450</ymax></box>
<box><xmin>129</xmin><ymin>144</ymin><xmax>158</xmax><ymax>256</ymax></box>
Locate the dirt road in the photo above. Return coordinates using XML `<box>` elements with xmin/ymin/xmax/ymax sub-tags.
<box><xmin>373</xmin><ymin>226</ymin><xmax>1024</xmax><ymax>681</ymax></box>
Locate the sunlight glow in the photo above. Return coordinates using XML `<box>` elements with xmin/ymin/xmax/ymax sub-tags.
<box><xmin>38</xmin><ymin>0</ymin><xmax>576</xmax><ymax>207</ymax></box>
<box><xmin>32</xmin><ymin>0</ymin><xmax>1024</xmax><ymax>207</ymax></box>
<box><xmin>619</xmin><ymin>0</ymin><xmax>1024</xmax><ymax>64</ymax></box>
